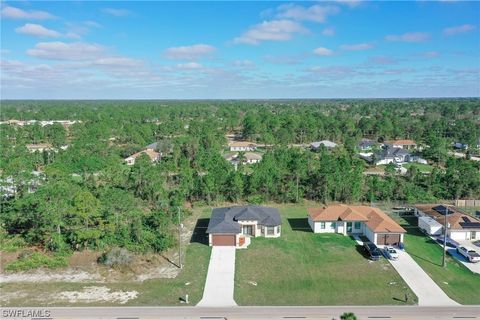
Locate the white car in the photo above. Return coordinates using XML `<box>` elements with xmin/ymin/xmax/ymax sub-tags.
<box><xmin>456</xmin><ymin>246</ymin><xmax>480</xmax><ymax>263</ymax></box>
<box><xmin>383</xmin><ymin>246</ymin><xmax>399</xmax><ymax>260</ymax></box>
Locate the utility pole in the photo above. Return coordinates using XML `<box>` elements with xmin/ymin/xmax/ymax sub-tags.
<box><xmin>442</xmin><ymin>204</ymin><xmax>449</xmax><ymax>268</ymax></box>
<box><xmin>178</xmin><ymin>206</ymin><xmax>183</xmax><ymax>269</ymax></box>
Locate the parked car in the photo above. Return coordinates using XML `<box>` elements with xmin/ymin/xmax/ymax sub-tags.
<box><xmin>473</xmin><ymin>240</ymin><xmax>480</xmax><ymax>248</ymax></box>
<box><xmin>383</xmin><ymin>246</ymin><xmax>399</xmax><ymax>260</ymax></box>
<box><xmin>363</xmin><ymin>241</ymin><xmax>383</xmax><ymax>261</ymax></box>
<box><xmin>434</xmin><ymin>235</ymin><xmax>459</xmax><ymax>248</ymax></box>
<box><xmin>456</xmin><ymin>246</ymin><xmax>480</xmax><ymax>263</ymax></box>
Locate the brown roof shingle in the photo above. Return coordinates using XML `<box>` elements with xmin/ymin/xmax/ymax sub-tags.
<box><xmin>308</xmin><ymin>204</ymin><xmax>406</xmax><ymax>233</ymax></box>
<box><xmin>414</xmin><ymin>204</ymin><xmax>480</xmax><ymax>230</ymax></box>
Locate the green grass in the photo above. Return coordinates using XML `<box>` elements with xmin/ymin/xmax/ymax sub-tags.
<box><xmin>404</xmin><ymin>227</ymin><xmax>480</xmax><ymax>305</ymax></box>
<box><xmin>5</xmin><ymin>252</ymin><xmax>68</xmax><ymax>271</ymax></box>
<box><xmin>234</xmin><ymin>205</ymin><xmax>417</xmax><ymax>306</ymax></box>
<box><xmin>402</xmin><ymin>163</ymin><xmax>434</xmax><ymax>173</ymax></box>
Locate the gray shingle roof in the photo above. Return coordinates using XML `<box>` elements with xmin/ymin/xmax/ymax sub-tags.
<box><xmin>145</xmin><ymin>142</ymin><xmax>158</xmax><ymax>150</ymax></box>
<box><xmin>375</xmin><ymin>146</ymin><xmax>410</xmax><ymax>159</ymax></box>
<box><xmin>206</xmin><ymin>205</ymin><xmax>282</xmax><ymax>234</ymax></box>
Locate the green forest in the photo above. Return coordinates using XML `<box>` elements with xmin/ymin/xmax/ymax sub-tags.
<box><xmin>1</xmin><ymin>99</ymin><xmax>479</xmax><ymax>256</ymax></box>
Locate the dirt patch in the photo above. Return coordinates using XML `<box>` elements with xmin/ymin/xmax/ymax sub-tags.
<box><xmin>0</xmin><ymin>251</ymin><xmax>20</xmax><ymax>272</ymax></box>
<box><xmin>57</xmin><ymin>286</ymin><xmax>138</xmax><ymax>304</ymax></box>
<box><xmin>0</xmin><ymin>268</ymin><xmax>103</xmax><ymax>283</ymax></box>
<box><xmin>68</xmin><ymin>250</ymin><xmax>101</xmax><ymax>268</ymax></box>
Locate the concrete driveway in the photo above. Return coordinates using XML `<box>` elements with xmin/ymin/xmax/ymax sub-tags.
<box><xmin>388</xmin><ymin>250</ymin><xmax>459</xmax><ymax>306</ymax></box>
<box><xmin>197</xmin><ymin>246</ymin><xmax>237</xmax><ymax>307</ymax></box>
<box><xmin>447</xmin><ymin>248</ymin><xmax>480</xmax><ymax>274</ymax></box>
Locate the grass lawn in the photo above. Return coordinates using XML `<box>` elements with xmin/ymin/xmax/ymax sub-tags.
<box><xmin>402</xmin><ymin>163</ymin><xmax>434</xmax><ymax>173</ymax></box>
<box><xmin>235</xmin><ymin>205</ymin><xmax>417</xmax><ymax>306</ymax></box>
<box><xmin>404</xmin><ymin>227</ymin><xmax>480</xmax><ymax>305</ymax></box>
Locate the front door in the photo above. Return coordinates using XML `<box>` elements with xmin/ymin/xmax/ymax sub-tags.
<box><xmin>472</xmin><ymin>231</ymin><xmax>477</xmax><ymax>240</ymax></box>
<box><xmin>242</xmin><ymin>225</ymin><xmax>253</xmax><ymax>236</ymax></box>
<box><xmin>346</xmin><ymin>222</ymin><xmax>353</xmax><ymax>233</ymax></box>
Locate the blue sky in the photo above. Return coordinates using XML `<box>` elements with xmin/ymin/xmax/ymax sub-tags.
<box><xmin>1</xmin><ymin>1</ymin><xmax>479</xmax><ymax>99</ymax></box>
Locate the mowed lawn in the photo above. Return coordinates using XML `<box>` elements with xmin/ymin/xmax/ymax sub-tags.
<box><xmin>235</xmin><ymin>205</ymin><xmax>416</xmax><ymax>306</ymax></box>
<box><xmin>404</xmin><ymin>227</ymin><xmax>480</xmax><ymax>305</ymax></box>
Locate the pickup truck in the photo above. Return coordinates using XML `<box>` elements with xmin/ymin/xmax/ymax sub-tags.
<box><xmin>456</xmin><ymin>246</ymin><xmax>480</xmax><ymax>263</ymax></box>
<box><xmin>363</xmin><ymin>241</ymin><xmax>383</xmax><ymax>261</ymax></box>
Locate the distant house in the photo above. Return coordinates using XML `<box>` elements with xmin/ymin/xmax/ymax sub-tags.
<box><xmin>228</xmin><ymin>141</ymin><xmax>257</xmax><ymax>152</ymax></box>
<box><xmin>453</xmin><ymin>142</ymin><xmax>469</xmax><ymax>150</ymax></box>
<box><xmin>224</xmin><ymin>152</ymin><xmax>262</xmax><ymax>165</ymax></box>
<box><xmin>125</xmin><ymin>149</ymin><xmax>160</xmax><ymax>166</ymax></box>
<box><xmin>383</xmin><ymin>139</ymin><xmax>417</xmax><ymax>150</ymax></box>
<box><xmin>374</xmin><ymin>146</ymin><xmax>412</xmax><ymax>165</ymax></box>
<box><xmin>26</xmin><ymin>143</ymin><xmax>53</xmax><ymax>153</ymax></box>
<box><xmin>414</xmin><ymin>204</ymin><xmax>480</xmax><ymax>241</ymax></box>
<box><xmin>206</xmin><ymin>205</ymin><xmax>282</xmax><ymax>248</ymax></box>
<box><xmin>307</xmin><ymin>204</ymin><xmax>406</xmax><ymax>246</ymax></box>
<box><xmin>357</xmin><ymin>138</ymin><xmax>376</xmax><ymax>151</ymax></box>
<box><xmin>310</xmin><ymin>140</ymin><xmax>338</xmax><ymax>151</ymax></box>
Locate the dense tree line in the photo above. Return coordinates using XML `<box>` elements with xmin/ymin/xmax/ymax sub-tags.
<box><xmin>1</xmin><ymin>99</ymin><xmax>479</xmax><ymax>254</ymax></box>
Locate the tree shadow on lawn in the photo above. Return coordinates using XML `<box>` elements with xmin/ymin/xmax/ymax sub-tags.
<box><xmin>189</xmin><ymin>218</ymin><xmax>209</xmax><ymax>245</ymax></box>
<box><xmin>287</xmin><ymin>218</ymin><xmax>313</xmax><ymax>232</ymax></box>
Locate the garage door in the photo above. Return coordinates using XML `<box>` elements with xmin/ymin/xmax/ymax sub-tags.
<box><xmin>212</xmin><ymin>235</ymin><xmax>236</xmax><ymax>246</ymax></box>
<box><xmin>377</xmin><ymin>234</ymin><xmax>401</xmax><ymax>245</ymax></box>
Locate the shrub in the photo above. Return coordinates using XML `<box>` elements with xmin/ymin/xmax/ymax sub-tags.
<box><xmin>0</xmin><ymin>227</ymin><xmax>27</xmax><ymax>252</ymax></box>
<box><xmin>98</xmin><ymin>247</ymin><xmax>133</xmax><ymax>267</ymax></box>
<box><xmin>5</xmin><ymin>251</ymin><xmax>68</xmax><ymax>271</ymax></box>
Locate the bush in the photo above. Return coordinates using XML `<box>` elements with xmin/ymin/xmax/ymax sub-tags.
<box><xmin>5</xmin><ymin>251</ymin><xmax>68</xmax><ymax>271</ymax></box>
<box><xmin>0</xmin><ymin>227</ymin><xmax>27</xmax><ymax>252</ymax></box>
<box><xmin>98</xmin><ymin>247</ymin><xmax>133</xmax><ymax>267</ymax></box>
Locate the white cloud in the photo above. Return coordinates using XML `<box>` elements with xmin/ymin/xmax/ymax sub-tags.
<box><xmin>93</xmin><ymin>57</ymin><xmax>143</xmax><ymax>67</ymax></box>
<box><xmin>340</xmin><ymin>43</ymin><xmax>373</xmax><ymax>51</ymax></box>
<box><xmin>176</xmin><ymin>62</ymin><xmax>204</xmax><ymax>70</ymax></box>
<box><xmin>443</xmin><ymin>24</ymin><xmax>476</xmax><ymax>36</ymax></box>
<box><xmin>233</xmin><ymin>60</ymin><xmax>255</xmax><ymax>68</ymax></box>
<box><xmin>366</xmin><ymin>55</ymin><xmax>398</xmax><ymax>65</ymax></box>
<box><xmin>276</xmin><ymin>4</ymin><xmax>340</xmax><ymax>23</ymax></box>
<box><xmin>385</xmin><ymin>32</ymin><xmax>430</xmax><ymax>42</ymax></box>
<box><xmin>101</xmin><ymin>8</ymin><xmax>132</xmax><ymax>17</ymax></box>
<box><xmin>15</xmin><ymin>23</ymin><xmax>61</xmax><ymax>38</ymax></box>
<box><xmin>422</xmin><ymin>51</ymin><xmax>440</xmax><ymax>58</ymax></box>
<box><xmin>322</xmin><ymin>27</ymin><xmax>335</xmax><ymax>36</ymax></box>
<box><xmin>27</xmin><ymin>42</ymin><xmax>105</xmax><ymax>60</ymax></box>
<box><xmin>313</xmin><ymin>47</ymin><xmax>333</xmax><ymax>56</ymax></box>
<box><xmin>1</xmin><ymin>6</ymin><xmax>55</xmax><ymax>19</ymax></box>
<box><xmin>234</xmin><ymin>20</ymin><xmax>308</xmax><ymax>45</ymax></box>
<box><xmin>333</xmin><ymin>0</ymin><xmax>362</xmax><ymax>8</ymax></box>
<box><xmin>163</xmin><ymin>44</ymin><xmax>216</xmax><ymax>60</ymax></box>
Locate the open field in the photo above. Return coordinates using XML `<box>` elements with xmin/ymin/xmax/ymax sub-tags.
<box><xmin>234</xmin><ymin>205</ymin><xmax>417</xmax><ymax>306</ymax></box>
<box><xmin>0</xmin><ymin>209</ymin><xmax>212</xmax><ymax>307</ymax></box>
<box><xmin>402</xmin><ymin>163</ymin><xmax>434</xmax><ymax>173</ymax></box>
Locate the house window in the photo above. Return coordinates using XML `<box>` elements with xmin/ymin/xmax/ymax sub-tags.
<box><xmin>354</xmin><ymin>222</ymin><xmax>361</xmax><ymax>229</ymax></box>
<box><xmin>242</xmin><ymin>225</ymin><xmax>253</xmax><ymax>236</ymax></box>
<box><xmin>331</xmin><ymin>222</ymin><xmax>336</xmax><ymax>229</ymax></box>
<box><xmin>320</xmin><ymin>222</ymin><xmax>326</xmax><ymax>229</ymax></box>
<box><xmin>267</xmin><ymin>227</ymin><xmax>275</xmax><ymax>235</ymax></box>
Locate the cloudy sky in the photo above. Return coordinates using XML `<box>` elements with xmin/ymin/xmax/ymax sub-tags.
<box><xmin>1</xmin><ymin>1</ymin><xmax>479</xmax><ymax>99</ymax></box>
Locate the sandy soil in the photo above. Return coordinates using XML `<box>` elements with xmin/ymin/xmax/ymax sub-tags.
<box><xmin>57</xmin><ymin>286</ymin><xmax>138</xmax><ymax>304</ymax></box>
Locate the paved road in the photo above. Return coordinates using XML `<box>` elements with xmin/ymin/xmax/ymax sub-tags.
<box><xmin>197</xmin><ymin>246</ymin><xmax>237</xmax><ymax>307</ymax></box>
<box><xmin>388</xmin><ymin>250</ymin><xmax>459</xmax><ymax>306</ymax></box>
<box><xmin>1</xmin><ymin>306</ymin><xmax>479</xmax><ymax>320</ymax></box>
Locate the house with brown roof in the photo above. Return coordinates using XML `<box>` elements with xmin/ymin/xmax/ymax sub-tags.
<box><xmin>307</xmin><ymin>204</ymin><xmax>406</xmax><ymax>245</ymax></box>
<box><xmin>383</xmin><ymin>139</ymin><xmax>417</xmax><ymax>150</ymax></box>
<box><xmin>414</xmin><ymin>204</ymin><xmax>480</xmax><ymax>241</ymax></box>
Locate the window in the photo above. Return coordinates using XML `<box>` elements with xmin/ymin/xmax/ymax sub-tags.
<box><xmin>267</xmin><ymin>226</ymin><xmax>275</xmax><ymax>235</ymax></box>
<box><xmin>354</xmin><ymin>222</ymin><xmax>361</xmax><ymax>229</ymax></box>
<box><xmin>331</xmin><ymin>222</ymin><xmax>336</xmax><ymax>229</ymax></box>
<box><xmin>320</xmin><ymin>222</ymin><xmax>326</xmax><ymax>229</ymax></box>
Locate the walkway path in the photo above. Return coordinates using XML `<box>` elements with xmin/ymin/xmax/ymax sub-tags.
<box><xmin>197</xmin><ymin>246</ymin><xmax>237</xmax><ymax>307</ymax></box>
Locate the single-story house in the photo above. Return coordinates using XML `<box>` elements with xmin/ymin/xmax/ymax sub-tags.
<box><xmin>307</xmin><ymin>204</ymin><xmax>406</xmax><ymax>245</ymax></box>
<box><xmin>206</xmin><ymin>205</ymin><xmax>282</xmax><ymax>247</ymax></box>
<box><xmin>228</xmin><ymin>141</ymin><xmax>257</xmax><ymax>152</ymax></box>
<box><xmin>383</xmin><ymin>139</ymin><xmax>417</xmax><ymax>150</ymax></box>
<box><xmin>26</xmin><ymin>143</ymin><xmax>53</xmax><ymax>153</ymax></box>
<box><xmin>414</xmin><ymin>204</ymin><xmax>480</xmax><ymax>241</ymax></box>
<box><xmin>374</xmin><ymin>146</ymin><xmax>411</xmax><ymax>165</ymax></box>
<box><xmin>310</xmin><ymin>140</ymin><xmax>338</xmax><ymax>151</ymax></box>
<box><xmin>357</xmin><ymin>138</ymin><xmax>376</xmax><ymax>151</ymax></box>
<box><xmin>223</xmin><ymin>152</ymin><xmax>262</xmax><ymax>166</ymax></box>
<box><xmin>125</xmin><ymin>149</ymin><xmax>161</xmax><ymax>166</ymax></box>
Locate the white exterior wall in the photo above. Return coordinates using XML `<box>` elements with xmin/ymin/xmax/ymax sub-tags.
<box><xmin>364</xmin><ymin>226</ymin><xmax>377</xmax><ymax>244</ymax></box>
<box><xmin>264</xmin><ymin>225</ymin><xmax>281</xmax><ymax>238</ymax></box>
<box><xmin>230</xmin><ymin>146</ymin><xmax>255</xmax><ymax>152</ymax></box>
<box><xmin>450</xmin><ymin>231</ymin><xmax>469</xmax><ymax>241</ymax></box>
<box><xmin>237</xmin><ymin>220</ymin><xmax>259</xmax><ymax>237</ymax></box>
<box><xmin>311</xmin><ymin>221</ymin><xmax>337</xmax><ymax>233</ymax></box>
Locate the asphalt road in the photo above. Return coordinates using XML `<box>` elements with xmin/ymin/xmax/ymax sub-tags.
<box><xmin>1</xmin><ymin>306</ymin><xmax>479</xmax><ymax>320</ymax></box>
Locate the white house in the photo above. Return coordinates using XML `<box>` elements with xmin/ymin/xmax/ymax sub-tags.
<box><xmin>228</xmin><ymin>141</ymin><xmax>257</xmax><ymax>152</ymax></box>
<box><xmin>414</xmin><ymin>204</ymin><xmax>480</xmax><ymax>241</ymax></box>
<box><xmin>310</xmin><ymin>140</ymin><xmax>338</xmax><ymax>151</ymax></box>
<box><xmin>308</xmin><ymin>205</ymin><xmax>406</xmax><ymax>246</ymax></box>
<box><xmin>383</xmin><ymin>139</ymin><xmax>417</xmax><ymax>150</ymax></box>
